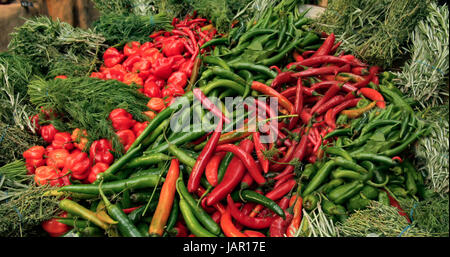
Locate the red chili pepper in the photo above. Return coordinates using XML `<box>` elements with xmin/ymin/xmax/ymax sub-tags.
<box><xmin>352</xmin><ymin>66</ymin><xmax>379</xmax><ymax>88</ymax></box>
<box><xmin>310</xmin><ymin>83</ymin><xmax>341</xmax><ymax>114</ymax></box>
<box><xmin>252</xmin><ymin>81</ymin><xmax>295</xmax><ymax>114</ymax></box>
<box><xmin>40</xmin><ymin>124</ymin><xmax>59</xmax><ymax>143</ymax></box>
<box><xmin>275</xmin><ymin>132</ymin><xmax>309</xmax><ymax>180</ymax></box>
<box><xmin>293</xmin><ymin>64</ymin><xmax>351</xmax><ymax>78</ymax></box>
<box><xmin>188</xmin><ymin>118</ymin><xmax>223</xmax><ymax>192</ymax></box>
<box><xmin>274</xmin><ymin>173</ymin><xmax>295</xmax><ymax>189</ymax></box>
<box><xmin>243</xmin><ymin>230</ymin><xmax>266</xmax><ymax>237</ymax></box>
<box><xmin>253</xmin><ymin>132</ymin><xmax>269</xmax><ymax>174</ymax></box>
<box><xmin>329</xmin><ymin>41</ymin><xmax>342</xmax><ymax>55</ymax></box>
<box><xmin>325</xmin><ymin>98</ymin><xmax>361</xmax><ymax>129</ymax></box>
<box><xmin>269</xmin><ymin>65</ymin><xmax>282</xmax><ymax>74</ymax></box>
<box><xmin>290</xmin><ymin>55</ymin><xmax>353</xmax><ymax>69</ymax></box>
<box><xmin>116</xmin><ymin>129</ymin><xmax>136</xmax><ymax>152</ymax></box>
<box><xmin>314</xmin><ymin>95</ymin><xmax>345</xmax><ymax>115</ymax></box>
<box><xmin>270</xmin><ymin>140</ymin><xmax>298</xmax><ymax>172</ymax></box>
<box><xmin>89</xmin><ymin>139</ymin><xmax>114</xmax><ymax>165</ymax></box>
<box><xmin>205</xmin><ymin>152</ymin><xmax>226</xmax><ymax>187</ymax></box>
<box><xmin>215</xmin><ymin>143</ymin><xmax>265</xmax><ymax>185</ymax></box>
<box><xmin>193</xmin><ymin>88</ymin><xmax>230</xmax><ymax>123</ymax></box>
<box><xmin>311</xmin><ymin>33</ymin><xmax>335</xmax><ymax>57</ymax></box>
<box><xmin>122</xmin><ymin>205</ymin><xmax>143</xmax><ymax>214</ymax></box>
<box><xmin>87</xmin><ymin>162</ymin><xmax>109</xmax><ymax>184</ymax></box>
<box><xmin>241</xmin><ymin>172</ymin><xmax>254</xmax><ymax>189</ymax></box>
<box><xmin>221</xmin><ymin>208</ymin><xmax>248</xmax><ymax>237</ymax></box>
<box><xmin>293</xmin><ymin>50</ymin><xmax>303</xmax><ymax>62</ymax></box>
<box><xmin>302</xmin><ymin>50</ymin><xmax>316</xmax><ymax>58</ymax></box>
<box><xmin>269</xmin><ymin>210</ymin><xmax>293</xmax><ymax>237</ymax></box>
<box><xmin>351</xmin><ymin>67</ymin><xmax>369</xmax><ymax>76</ymax></box>
<box><xmin>359</xmin><ymin>87</ymin><xmax>386</xmax><ymax>109</ymax></box>
<box><xmin>227</xmin><ymin>195</ymin><xmax>274</xmax><ymax>229</ymax></box>
<box><xmin>109</xmin><ymin>108</ymin><xmax>136</xmax><ymax>131</ymax></box>
<box><xmin>278</xmin><ymin>196</ymin><xmax>291</xmax><ymax>210</ymax></box>
<box><xmin>392</xmin><ymin>156</ymin><xmax>403</xmax><ymax>163</ymax></box>
<box><xmin>206</xmin><ymin>140</ymin><xmax>254</xmax><ymax>206</ymax></box>
<box><xmin>384</xmin><ymin>189</ymin><xmax>411</xmax><ymax>223</ymax></box>
<box><xmin>286</xmin><ymin>195</ymin><xmax>303</xmax><ymax>237</ymax></box>
<box><xmin>300</xmin><ymin>109</ymin><xmax>312</xmax><ymax>125</ymax></box>
<box><xmin>371</xmin><ymin>75</ymin><xmax>379</xmax><ymax>85</ymax></box>
<box><xmin>63</xmin><ymin>150</ymin><xmax>91</xmax><ymax>180</ymax></box>
<box><xmin>124</xmin><ymin>41</ymin><xmax>141</xmax><ymax>57</ymax></box>
<box><xmin>288</xmin><ymin>78</ymin><xmax>304</xmax><ymax>130</ymax></box>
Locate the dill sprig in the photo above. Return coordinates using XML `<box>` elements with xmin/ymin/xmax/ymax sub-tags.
<box><xmin>8</xmin><ymin>16</ymin><xmax>106</xmax><ymax>78</ymax></box>
<box><xmin>336</xmin><ymin>201</ymin><xmax>432</xmax><ymax>237</ymax></box>
<box><xmin>396</xmin><ymin>2</ymin><xmax>449</xmax><ymax>109</ymax></box>
<box><xmin>314</xmin><ymin>0</ymin><xmax>429</xmax><ymax>69</ymax></box>
<box><xmin>92</xmin><ymin>12</ymin><xmax>173</xmax><ymax>47</ymax></box>
<box><xmin>27</xmin><ymin>77</ymin><xmax>150</xmax><ymax>155</ymax></box>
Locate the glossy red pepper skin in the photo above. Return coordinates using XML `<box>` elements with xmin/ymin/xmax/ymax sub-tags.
<box><xmin>275</xmin><ymin>131</ymin><xmax>310</xmax><ymax>180</ymax></box>
<box><xmin>144</xmin><ymin>81</ymin><xmax>162</xmax><ymax>98</ymax></box>
<box><xmin>30</xmin><ymin>114</ymin><xmax>41</xmax><ymax>134</ymax></box>
<box><xmin>46</xmin><ymin>148</ymin><xmax>69</xmax><ymax>170</ymax></box>
<box><xmin>23</xmin><ymin>146</ymin><xmax>46</xmax><ymax>174</ymax></box>
<box><xmin>132</xmin><ymin>121</ymin><xmax>149</xmax><ymax>137</ymax></box>
<box><xmin>252</xmin><ymin>81</ymin><xmax>295</xmax><ymax>115</ymax></box>
<box><xmin>109</xmin><ymin>108</ymin><xmax>136</xmax><ymax>131</ymax></box>
<box><xmin>34</xmin><ymin>166</ymin><xmax>64</xmax><ymax>187</ymax></box>
<box><xmin>123</xmin><ymin>41</ymin><xmax>141</xmax><ymax>57</ymax></box>
<box><xmin>215</xmin><ymin>143</ymin><xmax>266</xmax><ymax>185</ymax></box>
<box><xmin>188</xmin><ymin>119</ymin><xmax>223</xmax><ymax>192</ymax></box>
<box><xmin>352</xmin><ymin>66</ymin><xmax>379</xmax><ymax>88</ymax></box>
<box><xmin>227</xmin><ymin>195</ymin><xmax>274</xmax><ymax>229</ymax></box>
<box><xmin>89</xmin><ymin>139</ymin><xmax>114</xmax><ymax>165</ymax></box>
<box><xmin>310</xmin><ymin>83</ymin><xmax>341</xmax><ymax>114</ymax></box>
<box><xmin>42</xmin><ymin>215</ymin><xmax>69</xmax><ymax>237</ymax></box>
<box><xmin>288</xmin><ymin>78</ymin><xmax>304</xmax><ymax>129</ymax></box>
<box><xmin>123</xmin><ymin>72</ymin><xmax>144</xmax><ymax>86</ymax></box>
<box><xmin>269</xmin><ymin>210</ymin><xmax>293</xmax><ymax>237</ymax></box>
<box><xmin>116</xmin><ymin>129</ymin><xmax>136</xmax><ymax>152</ymax></box>
<box><xmin>103</xmin><ymin>47</ymin><xmax>125</xmax><ymax>68</ymax></box>
<box><xmin>253</xmin><ymin>132</ymin><xmax>269</xmax><ymax>174</ymax></box>
<box><xmin>325</xmin><ymin>98</ymin><xmax>361</xmax><ymax>129</ymax></box>
<box><xmin>312</xmin><ymin>33</ymin><xmax>335</xmax><ymax>57</ymax></box>
<box><xmin>162</xmin><ymin>38</ymin><xmax>185</xmax><ymax>57</ymax></box>
<box><xmin>206</xmin><ymin>140</ymin><xmax>254</xmax><ymax>206</ymax></box>
<box><xmin>293</xmin><ymin>64</ymin><xmax>351</xmax><ymax>78</ymax></box>
<box><xmin>205</xmin><ymin>152</ymin><xmax>226</xmax><ymax>187</ymax></box>
<box><xmin>193</xmin><ymin>88</ymin><xmax>230</xmax><ymax>123</ymax></box>
<box><xmin>87</xmin><ymin>162</ymin><xmax>110</xmax><ymax>184</ymax></box>
<box><xmin>359</xmin><ymin>87</ymin><xmax>386</xmax><ymax>109</ymax></box>
<box><xmin>270</xmin><ymin>71</ymin><xmax>295</xmax><ymax>89</ymax></box>
<box><xmin>64</xmin><ymin>150</ymin><xmax>91</xmax><ymax>180</ymax></box>
<box><xmin>314</xmin><ymin>95</ymin><xmax>345</xmax><ymax>115</ymax></box>
<box><xmin>167</xmin><ymin>71</ymin><xmax>188</xmax><ymax>89</ymax></box>
<box><xmin>40</xmin><ymin>124</ymin><xmax>59</xmax><ymax>143</ymax></box>
<box><xmin>51</xmin><ymin>132</ymin><xmax>74</xmax><ymax>151</ymax></box>
<box><xmin>151</xmin><ymin>58</ymin><xmax>173</xmax><ymax>80</ymax></box>
<box><xmin>270</xmin><ymin>140</ymin><xmax>298</xmax><ymax>172</ymax></box>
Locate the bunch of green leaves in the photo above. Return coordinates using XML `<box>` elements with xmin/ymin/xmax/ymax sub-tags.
<box><xmin>399</xmin><ymin>196</ymin><xmax>449</xmax><ymax>237</ymax></box>
<box><xmin>8</xmin><ymin>16</ymin><xmax>106</xmax><ymax>78</ymax></box>
<box><xmin>27</xmin><ymin>77</ymin><xmax>150</xmax><ymax>155</ymax></box>
<box><xmin>0</xmin><ymin>122</ymin><xmax>44</xmax><ymax>166</ymax></box>
<box><xmin>336</xmin><ymin>201</ymin><xmax>432</xmax><ymax>237</ymax></box>
<box><xmin>92</xmin><ymin>12</ymin><xmax>173</xmax><ymax>47</ymax></box>
<box><xmin>0</xmin><ymin>52</ymin><xmax>36</xmax><ymax>131</ymax></box>
<box><xmin>91</xmin><ymin>0</ymin><xmax>134</xmax><ymax>15</ymax></box>
<box><xmin>314</xmin><ymin>0</ymin><xmax>429</xmax><ymax>69</ymax></box>
<box><xmin>0</xmin><ymin>183</ymin><xmax>60</xmax><ymax>237</ymax></box>
<box><xmin>415</xmin><ymin>103</ymin><xmax>449</xmax><ymax>195</ymax></box>
<box><xmin>396</xmin><ymin>2</ymin><xmax>449</xmax><ymax>109</ymax></box>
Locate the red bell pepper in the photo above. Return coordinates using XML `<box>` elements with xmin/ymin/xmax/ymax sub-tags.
<box><xmin>51</xmin><ymin>132</ymin><xmax>74</xmax><ymax>151</ymax></box>
<box><xmin>103</xmin><ymin>47</ymin><xmax>125</xmax><ymax>68</ymax></box>
<box><xmin>109</xmin><ymin>108</ymin><xmax>136</xmax><ymax>131</ymax></box>
<box><xmin>40</xmin><ymin>124</ymin><xmax>59</xmax><ymax>143</ymax></box>
<box><xmin>46</xmin><ymin>148</ymin><xmax>69</xmax><ymax>169</ymax></box>
<box><xmin>167</xmin><ymin>55</ymin><xmax>185</xmax><ymax>70</ymax></box>
<box><xmin>64</xmin><ymin>150</ymin><xmax>91</xmax><ymax>180</ymax></box>
<box><xmin>103</xmin><ymin>67</ymin><xmax>125</xmax><ymax>81</ymax></box>
<box><xmin>123</xmin><ymin>41</ymin><xmax>141</xmax><ymax>57</ymax></box>
<box><xmin>116</xmin><ymin>129</ymin><xmax>136</xmax><ymax>152</ymax></box>
<box><xmin>162</xmin><ymin>38</ymin><xmax>185</xmax><ymax>57</ymax></box>
<box><xmin>151</xmin><ymin>58</ymin><xmax>173</xmax><ymax>80</ymax></box>
<box><xmin>89</xmin><ymin>139</ymin><xmax>114</xmax><ymax>165</ymax></box>
<box><xmin>87</xmin><ymin>162</ymin><xmax>110</xmax><ymax>184</ymax></box>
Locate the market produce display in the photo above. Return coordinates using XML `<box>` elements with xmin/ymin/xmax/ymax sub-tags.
<box><xmin>0</xmin><ymin>0</ymin><xmax>448</xmax><ymax>238</ymax></box>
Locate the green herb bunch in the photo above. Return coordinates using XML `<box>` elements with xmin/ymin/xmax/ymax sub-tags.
<box><xmin>27</xmin><ymin>77</ymin><xmax>150</xmax><ymax>155</ymax></box>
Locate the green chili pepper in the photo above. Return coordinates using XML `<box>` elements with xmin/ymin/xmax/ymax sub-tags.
<box><xmin>56</xmin><ymin>218</ymin><xmax>90</xmax><ymax>229</ymax></box>
<box><xmin>276</xmin><ymin>15</ymin><xmax>287</xmax><ymax>48</ymax></box>
<box><xmin>331</xmin><ymin>169</ymin><xmax>366</xmax><ymax>181</ymax></box>
<box><xmin>59</xmin><ymin>199</ymin><xmax>109</xmax><ymax>230</ymax></box>
<box><xmin>142</xmin><ymin>120</ymin><xmax>170</xmax><ymax>147</ymax></box>
<box><xmin>137</xmin><ymin>223</ymin><xmax>150</xmax><ymax>237</ymax></box>
<box><xmin>324</xmin><ymin>128</ymin><xmax>352</xmax><ymax>139</ymax></box>
<box><xmin>325</xmin><ymin>147</ymin><xmax>353</xmax><ymax>161</ymax></box>
<box><xmin>128</xmin><ymin>205</ymin><xmax>150</xmax><ymax>224</ymax></box>
<box><xmin>167</xmin><ymin>144</ymin><xmax>196</xmax><ymax>168</ymax></box>
<box><xmin>302</xmin><ymin>160</ymin><xmax>336</xmax><ymax>196</ymax></box>
<box><xmin>327</xmin><ymin>180</ymin><xmax>365</xmax><ymax>205</ymax></box>
<box><xmin>229</xmin><ymin>62</ymin><xmax>277</xmax><ymax>79</ymax></box>
<box><xmin>202</xmin><ymin>56</ymin><xmax>231</xmax><ymax>71</ymax></box>
<box><xmin>381</xmin><ymin>128</ymin><xmax>430</xmax><ymax>157</ymax></box>
<box><xmin>302</xmin><ymin>193</ymin><xmax>319</xmax><ymax>211</ymax></box>
<box><xmin>179</xmin><ymin>197</ymin><xmax>217</xmax><ymax>237</ymax></box>
<box><xmin>332</xmin><ymin>157</ymin><xmax>368</xmax><ymax>173</ymax></box>
<box><xmin>237</xmin><ymin>28</ymin><xmax>277</xmax><ymax>46</ymax></box>
<box><xmin>360</xmin><ymin>185</ymin><xmax>379</xmax><ymax>200</ymax></box>
<box><xmin>379</xmin><ymin>85</ymin><xmax>413</xmax><ymax>113</ymax></box>
<box><xmin>200</xmin><ymin>38</ymin><xmax>228</xmax><ymax>49</ymax></box>
<box><xmin>299</xmin><ymin>163</ymin><xmax>317</xmax><ymax>182</ymax></box>
<box><xmin>402</xmin><ymin>160</ymin><xmax>418</xmax><ymax>197</ymax></box>
<box><xmin>322</xmin><ymin>198</ymin><xmax>347</xmax><ymax>216</ymax></box>
<box><xmin>129</xmin><ymin>168</ymin><xmax>162</xmax><ymax>179</ymax></box>
<box><xmin>176</xmin><ymin>177</ymin><xmax>221</xmax><ymax>235</ymax></box>
<box><xmin>318</xmin><ymin>178</ymin><xmax>345</xmax><ymax>194</ymax></box>
<box><xmin>261</xmin><ymin>37</ymin><xmax>304</xmax><ymax>66</ymax></box>
<box><xmin>347</xmin><ymin>195</ymin><xmax>371</xmax><ymax>212</ymax></box>
<box><xmin>217</xmin><ymin>152</ymin><xmax>234</xmax><ymax>183</ymax></box>
<box><xmin>359</xmin><ymin>120</ymin><xmax>401</xmax><ymax>138</ymax></box>
<box><xmin>399</xmin><ymin>111</ymin><xmax>410</xmax><ymax>139</ymax></box>
<box><xmin>99</xmin><ymin>183</ymin><xmax>142</xmax><ymax>237</ymax></box>
<box><xmin>387</xmin><ymin>185</ymin><xmax>409</xmax><ymax>199</ymax></box>
<box><xmin>163</xmin><ymin>196</ymin><xmax>179</xmax><ymax>237</ymax></box>
<box><xmin>95</xmin><ymin>145</ymin><xmax>142</xmax><ymax>182</ymax></box>
<box><xmin>350</xmin><ymin>153</ymin><xmax>398</xmax><ymax>167</ymax></box>
<box><xmin>239</xmin><ymin>190</ymin><xmax>285</xmax><ymax>219</ymax></box>
<box><xmin>125</xmin><ymin>153</ymin><xmax>172</xmax><ymax>168</ymax></box>
<box><xmin>130</xmin><ymin>191</ymin><xmax>161</xmax><ymax>204</ymax></box>
<box><xmin>377</xmin><ymin>190</ymin><xmax>390</xmax><ymax>206</ymax></box>
<box><xmin>59</xmin><ymin>174</ymin><xmax>162</xmax><ymax>195</ymax></box>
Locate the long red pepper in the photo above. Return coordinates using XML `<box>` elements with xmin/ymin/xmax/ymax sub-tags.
<box><xmin>352</xmin><ymin>66</ymin><xmax>379</xmax><ymax>88</ymax></box>
<box><xmin>270</xmin><ymin>140</ymin><xmax>298</xmax><ymax>172</ymax></box>
<box><xmin>286</xmin><ymin>195</ymin><xmax>303</xmax><ymax>237</ymax></box>
<box><xmin>384</xmin><ymin>189</ymin><xmax>411</xmax><ymax>223</ymax></box>
<box><xmin>251</xmin><ymin>81</ymin><xmax>295</xmax><ymax>114</ymax></box>
<box><xmin>221</xmin><ymin>208</ymin><xmax>248</xmax><ymax>237</ymax></box>
<box><xmin>292</xmin><ymin>64</ymin><xmax>351</xmax><ymax>78</ymax></box>
<box><xmin>193</xmin><ymin>88</ymin><xmax>230</xmax><ymax>123</ymax></box>
<box><xmin>241</xmin><ymin>172</ymin><xmax>254</xmax><ymax>189</ymax></box>
<box><xmin>205</xmin><ymin>152</ymin><xmax>226</xmax><ymax>187</ymax></box>
<box><xmin>215</xmin><ymin>143</ymin><xmax>266</xmax><ymax>185</ymax></box>
<box><xmin>311</xmin><ymin>33</ymin><xmax>335</xmax><ymax>57</ymax></box>
<box><xmin>275</xmin><ymin>130</ymin><xmax>310</xmax><ymax>180</ymax></box>
<box><xmin>325</xmin><ymin>98</ymin><xmax>361</xmax><ymax>128</ymax></box>
<box><xmin>269</xmin><ymin>210</ymin><xmax>293</xmax><ymax>237</ymax></box>
<box><xmin>196</xmin><ymin>186</ymin><xmax>226</xmax><ymax>214</ymax></box>
<box><xmin>359</xmin><ymin>87</ymin><xmax>386</xmax><ymax>109</ymax></box>
<box><xmin>314</xmin><ymin>95</ymin><xmax>345</xmax><ymax>115</ymax></box>
<box><xmin>253</xmin><ymin>132</ymin><xmax>269</xmax><ymax>174</ymax></box>
<box><xmin>206</xmin><ymin>140</ymin><xmax>254</xmax><ymax>206</ymax></box>
<box><xmin>290</xmin><ymin>55</ymin><xmax>353</xmax><ymax>69</ymax></box>
<box><xmin>227</xmin><ymin>195</ymin><xmax>274</xmax><ymax>229</ymax></box>
<box><xmin>274</xmin><ymin>173</ymin><xmax>295</xmax><ymax>189</ymax></box>
<box><xmin>288</xmin><ymin>77</ymin><xmax>304</xmax><ymax>130</ymax></box>
<box><xmin>187</xmin><ymin>118</ymin><xmax>223</xmax><ymax>192</ymax></box>
<box><xmin>270</xmin><ymin>71</ymin><xmax>296</xmax><ymax>88</ymax></box>
<box><xmin>310</xmin><ymin>83</ymin><xmax>341</xmax><ymax>114</ymax></box>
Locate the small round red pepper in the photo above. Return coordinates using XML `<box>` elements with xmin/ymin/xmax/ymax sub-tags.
<box><xmin>109</xmin><ymin>108</ymin><xmax>136</xmax><ymax>131</ymax></box>
<box><xmin>64</xmin><ymin>150</ymin><xmax>91</xmax><ymax>180</ymax></box>
<box><xmin>89</xmin><ymin>139</ymin><xmax>114</xmax><ymax>165</ymax></box>
<box><xmin>40</xmin><ymin>124</ymin><xmax>59</xmax><ymax>143</ymax></box>
<box><xmin>124</xmin><ymin>41</ymin><xmax>141</xmax><ymax>57</ymax></box>
<box><xmin>132</xmin><ymin>121</ymin><xmax>149</xmax><ymax>137</ymax></box>
<box><xmin>51</xmin><ymin>132</ymin><xmax>74</xmax><ymax>151</ymax></box>
<box><xmin>46</xmin><ymin>148</ymin><xmax>70</xmax><ymax>169</ymax></box>
<box><xmin>87</xmin><ymin>162</ymin><xmax>110</xmax><ymax>184</ymax></box>
<box><xmin>116</xmin><ymin>129</ymin><xmax>136</xmax><ymax>152</ymax></box>
<box><xmin>103</xmin><ymin>47</ymin><xmax>125</xmax><ymax>68</ymax></box>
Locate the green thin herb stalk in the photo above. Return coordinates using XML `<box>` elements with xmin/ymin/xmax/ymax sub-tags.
<box><xmin>396</xmin><ymin>2</ymin><xmax>449</xmax><ymax>109</ymax></box>
<box><xmin>296</xmin><ymin>199</ymin><xmax>339</xmax><ymax>237</ymax></box>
